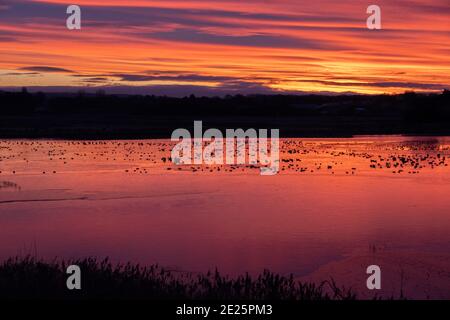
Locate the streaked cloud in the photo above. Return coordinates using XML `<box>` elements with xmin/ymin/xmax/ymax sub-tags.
<box><xmin>19</xmin><ymin>66</ymin><xmax>74</xmax><ymax>73</ymax></box>
<box><xmin>0</xmin><ymin>0</ymin><xmax>448</xmax><ymax>94</ymax></box>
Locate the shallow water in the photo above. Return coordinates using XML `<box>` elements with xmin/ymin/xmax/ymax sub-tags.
<box><xmin>1</xmin><ymin>136</ymin><xmax>450</xmax><ymax>298</ymax></box>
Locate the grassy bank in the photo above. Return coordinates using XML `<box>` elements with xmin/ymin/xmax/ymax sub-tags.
<box><xmin>0</xmin><ymin>257</ymin><xmax>355</xmax><ymax>300</ymax></box>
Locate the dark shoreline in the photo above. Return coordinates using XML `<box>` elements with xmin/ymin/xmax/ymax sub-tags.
<box><xmin>1</xmin><ymin>114</ymin><xmax>450</xmax><ymax>140</ymax></box>
<box><xmin>1</xmin><ymin>90</ymin><xmax>449</xmax><ymax>139</ymax></box>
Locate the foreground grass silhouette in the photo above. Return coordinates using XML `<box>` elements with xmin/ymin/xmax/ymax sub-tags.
<box><xmin>0</xmin><ymin>257</ymin><xmax>356</xmax><ymax>300</ymax></box>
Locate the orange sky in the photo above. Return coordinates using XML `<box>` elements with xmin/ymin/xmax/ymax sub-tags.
<box><xmin>0</xmin><ymin>0</ymin><xmax>449</xmax><ymax>95</ymax></box>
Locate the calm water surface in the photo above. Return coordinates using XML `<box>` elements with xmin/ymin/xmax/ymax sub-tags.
<box><xmin>1</xmin><ymin>136</ymin><xmax>450</xmax><ymax>298</ymax></box>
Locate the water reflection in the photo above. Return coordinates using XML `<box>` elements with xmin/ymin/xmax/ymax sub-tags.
<box><xmin>1</xmin><ymin>137</ymin><xmax>450</xmax><ymax>298</ymax></box>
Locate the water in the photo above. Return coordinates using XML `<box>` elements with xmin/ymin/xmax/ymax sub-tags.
<box><xmin>1</xmin><ymin>137</ymin><xmax>450</xmax><ymax>298</ymax></box>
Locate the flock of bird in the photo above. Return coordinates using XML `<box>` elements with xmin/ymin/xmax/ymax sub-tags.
<box><xmin>0</xmin><ymin>139</ymin><xmax>448</xmax><ymax>176</ymax></box>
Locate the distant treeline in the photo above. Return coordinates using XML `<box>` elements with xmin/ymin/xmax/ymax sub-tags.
<box><xmin>1</xmin><ymin>89</ymin><xmax>450</xmax><ymax>119</ymax></box>
<box><xmin>0</xmin><ymin>89</ymin><xmax>449</xmax><ymax>138</ymax></box>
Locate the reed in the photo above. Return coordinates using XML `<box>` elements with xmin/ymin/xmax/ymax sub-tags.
<box><xmin>0</xmin><ymin>256</ymin><xmax>356</xmax><ymax>300</ymax></box>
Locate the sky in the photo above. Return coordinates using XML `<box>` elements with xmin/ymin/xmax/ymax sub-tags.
<box><xmin>0</xmin><ymin>0</ymin><xmax>449</xmax><ymax>96</ymax></box>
